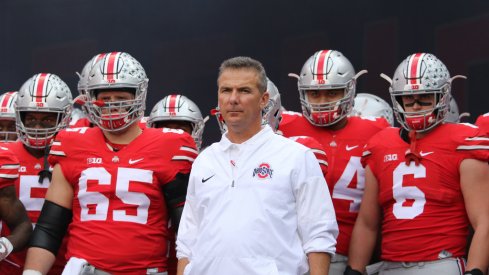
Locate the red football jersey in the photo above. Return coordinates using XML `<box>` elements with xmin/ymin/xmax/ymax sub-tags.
<box><xmin>362</xmin><ymin>123</ymin><xmax>489</xmax><ymax>261</ymax></box>
<box><xmin>475</xmin><ymin>112</ymin><xmax>489</xmax><ymax>134</ymax></box>
<box><xmin>49</xmin><ymin>127</ymin><xmax>197</xmax><ymax>274</ymax></box>
<box><xmin>0</xmin><ymin>146</ymin><xmax>18</xmax><ymax>189</ymax></box>
<box><xmin>68</xmin><ymin>117</ymin><xmax>148</xmax><ymax>129</ymax></box>
<box><xmin>288</xmin><ymin>135</ymin><xmax>328</xmax><ymax>176</ymax></box>
<box><xmin>0</xmin><ymin>141</ymin><xmax>66</xmax><ymax>275</ymax></box>
<box><xmin>279</xmin><ymin>111</ymin><xmax>389</xmax><ymax>255</ymax></box>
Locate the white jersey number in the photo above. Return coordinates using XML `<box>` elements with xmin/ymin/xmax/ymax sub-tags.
<box><xmin>392</xmin><ymin>162</ymin><xmax>426</xmax><ymax>219</ymax></box>
<box><xmin>332</xmin><ymin>156</ymin><xmax>365</xmax><ymax>212</ymax></box>
<box><xmin>78</xmin><ymin>167</ymin><xmax>153</xmax><ymax>224</ymax></box>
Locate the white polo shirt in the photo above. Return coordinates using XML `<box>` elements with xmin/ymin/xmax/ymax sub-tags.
<box><xmin>177</xmin><ymin>125</ymin><xmax>338</xmax><ymax>275</ymax></box>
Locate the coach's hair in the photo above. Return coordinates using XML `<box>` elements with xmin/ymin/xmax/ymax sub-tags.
<box><xmin>218</xmin><ymin>56</ymin><xmax>267</xmax><ymax>93</ymax></box>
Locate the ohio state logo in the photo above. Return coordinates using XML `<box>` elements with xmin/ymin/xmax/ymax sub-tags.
<box><xmin>253</xmin><ymin>163</ymin><xmax>273</xmax><ymax>179</ymax></box>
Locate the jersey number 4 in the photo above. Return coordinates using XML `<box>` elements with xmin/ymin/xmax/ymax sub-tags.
<box><xmin>332</xmin><ymin>156</ymin><xmax>365</xmax><ymax>212</ymax></box>
<box><xmin>78</xmin><ymin>167</ymin><xmax>153</xmax><ymax>224</ymax></box>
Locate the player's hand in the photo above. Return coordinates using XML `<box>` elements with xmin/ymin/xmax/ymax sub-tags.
<box><xmin>0</xmin><ymin>237</ymin><xmax>12</xmax><ymax>260</ymax></box>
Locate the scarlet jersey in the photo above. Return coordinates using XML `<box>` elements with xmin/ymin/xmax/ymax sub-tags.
<box><xmin>288</xmin><ymin>135</ymin><xmax>328</xmax><ymax>176</ymax></box>
<box><xmin>0</xmin><ymin>146</ymin><xmax>19</xmax><ymax>189</ymax></box>
<box><xmin>49</xmin><ymin>127</ymin><xmax>197</xmax><ymax>274</ymax></box>
<box><xmin>0</xmin><ymin>141</ymin><xmax>66</xmax><ymax>275</ymax></box>
<box><xmin>362</xmin><ymin>123</ymin><xmax>489</xmax><ymax>261</ymax></box>
<box><xmin>475</xmin><ymin>112</ymin><xmax>489</xmax><ymax>134</ymax></box>
<box><xmin>279</xmin><ymin>111</ymin><xmax>388</xmax><ymax>255</ymax></box>
<box><xmin>68</xmin><ymin>116</ymin><xmax>148</xmax><ymax>129</ymax></box>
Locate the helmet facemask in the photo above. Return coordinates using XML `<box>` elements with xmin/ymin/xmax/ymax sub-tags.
<box><xmin>86</xmin><ymin>88</ymin><xmax>146</xmax><ymax>132</ymax></box>
<box><xmin>299</xmin><ymin>80</ymin><xmax>356</xmax><ymax>126</ymax></box>
<box><xmin>16</xmin><ymin>109</ymin><xmax>71</xmax><ymax>149</ymax></box>
<box><xmin>391</xmin><ymin>84</ymin><xmax>450</xmax><ymax>132</ymax></box>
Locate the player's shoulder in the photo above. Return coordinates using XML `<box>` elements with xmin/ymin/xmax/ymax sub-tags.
<box><xmin>280</xmin><ymin>111</ymin><xmax>306</xmax><ymax>125</ymax></box>
<box><xmin>144</xmin><ymin>127</ymin><xmax>196</xmax><ymax>145</ymax></box>
<box><xmin>57</xmin><ymin>126</ymin><xmax>98</xmax><ymax>141</ymax></box>
<box><xmin>366</xmin><ymin>126</ymin><xmax>400</xmax><ymax>147</ymax></box>
<box><xmin>436</xmin><ymin>122</ymin><xmax>481</xmax><ymax>141</ymax></box>
<box><xmin>289</xmin><ymin>135</ymin><xmax>324</xmax><ymax>150</ymax></box>
<box><xmin>348</xmin><ymin>116</ymin><xmax>390</xmax><ymax>131</ymax></box>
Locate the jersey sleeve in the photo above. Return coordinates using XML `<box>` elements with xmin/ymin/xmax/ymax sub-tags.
<box><xmin>0</xmin><ymin>147</ymin><xmax>19</xmax><ymax>189</ymax></box>
<box><xmin>454</xmin><ymin>123</ymin><xmax>489</xmax><ymax>162</ymax></box>
<box><xmin>289</xmin><ymin>136</ymin><xmax>328</xmax><ymax>176</ymax></box>
<box><xmin>158</xmin><ymin>129</ymin><xmax>199</xmax><ymax>184</ymax></box>
<box><xmin>475</xmin><ymin>113</ymin><xmax>489</xmax><ymax>135</ymax></box>
<box><xmin>48</xmin><ymin>128</ymin><xmax>86</xmax><ymax>183</ymax></box>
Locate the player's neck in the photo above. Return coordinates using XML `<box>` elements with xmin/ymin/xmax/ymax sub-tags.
<box><xmin>103</xmin><ymin>123</ymin><xmax>142</xmax><ymax>145</ymax></box>
<box><xmin>24</xmin><ymin>145</ymin><xmax>46</xmax><ymax>159</ymax></box>
<box><xmin>324</xmin><ymin>117</ymin><xmax>347</xmax><ymax>131</ymax></box>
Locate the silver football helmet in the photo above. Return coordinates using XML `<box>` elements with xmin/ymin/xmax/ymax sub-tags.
<box><xmin>382</xmin><ymin>53</ymin><xmax>465</xmax><ymax>132</ymax></box>
<box><xmin>16</xmin><ymin>73</ymin><xmax>72</xmax><ymax>149</ymax></box>
<box><xmin>352</xmin><ymin>93</ymin><xmax>394</xmax><ymax>125</ymax></box>
<box><xmin>0</xmin><ymin>91</ymin><xmax>18</xmax><ymax>142</ymax></box>
<box><xmin>148</xmin><ymin>94</ymin><xmax>205</xmax><ymax>150</ymax></box>
<box><xmin>76</xmin><ymin>53</ymin><xmax>108</xmax><ymax>118</ymax></box>
<box><xmin>85</xmin><ymin>52</ymin><xmax>148</xmax><ymax>132</ymax></box>
<box><xmin>262</xmin><ymin>78</ymin><xmax>282</xmax><ymax>131</ymax></box>
<box><xmin>291</xmin><ymin>49</ymin><xmax>366</xmax><ymax>126</ymax></box>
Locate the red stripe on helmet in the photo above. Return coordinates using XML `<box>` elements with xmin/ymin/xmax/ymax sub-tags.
<box><xmin>168</xmin><ymin>94</ymin><xmax>178</xmax><ymax>115</ymax></box>
<box><xmin>409</xmin><ymin>53</ymin><xmax>423</xmax><ymax>85</ymax></box>
<box><xmin>35</xmin><ymin>73</ymin><xmax>48</xmax><ymax>103</ymax></box>
<box><xmin>106</xmin><ymin>52</ymin><xmax>118</xmax><ymax>82</ymax></box>
<box><xmin>316</xmin><ymin>50</ymin><xmax>330</xmax><ymax>80</ymax></box>
<box><xmin>0</xmin><ymin>93</ymin><xmax>12</xmax><ymax>108</ymax></box>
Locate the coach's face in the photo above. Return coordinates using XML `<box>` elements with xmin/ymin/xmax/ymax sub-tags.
<box><xmin>217</xmin><ymin>68</ymin><xmax>268</xmax><ymax>136</ymax></box>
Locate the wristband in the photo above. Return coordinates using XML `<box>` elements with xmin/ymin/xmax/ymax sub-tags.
<box><xmin>464</xmin><ymin>269</ymin><xmax>483</xmax><ymax>275</ymax></box>
<box><xmin>344</xmin><ymin>265</ymin><xmax>363</xmax><ymax>275</ymax></box>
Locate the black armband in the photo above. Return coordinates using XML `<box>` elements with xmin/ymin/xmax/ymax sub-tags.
<box><xmin>344</xmin><ymin>265</ymin><xmax>363</xmax><ymax>275</ymax></box>
<box><xmin>29</xmin><ymin>200</ymin><xmax>72</xmax><ymax>256</ymax></box>
<box><xmin>163</xmin><ymin>173</ymin><xmax>189</xmax><ymax>208</ymax></box>
<box><xmin>464</xmin><ymin>269</ymin><xmax>484</xmax><ymax>275</ymax></box>
<box><xmin>163</xmin><ymin>173</ymin><xmax>189</xmax><ymax>231</ymax></box>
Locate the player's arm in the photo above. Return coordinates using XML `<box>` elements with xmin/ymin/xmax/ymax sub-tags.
<box><xmin>346</xmin><ymin>165</ymin><xmax>381</xmax><ymax>274</ymax></box>
<box><xmin>24</xmin><ymin>164</ymin><xmax>73</xmax><ymax>275</ymax></box>
<box><xmin>460</xmin><ymin>159</ymin><xmax>489</xmax><ymax>274</ymax></box>
<box><xmin>0</xmin><ymin>184</ymin><xmax>32</xmax><ymax>257</ymax></box>
<box><xmin>163</xmin><ymin>172</ymin><xmax>190</xmax><ymax>232</ymax></box>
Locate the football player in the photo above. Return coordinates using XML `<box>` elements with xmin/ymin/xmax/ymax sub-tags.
<box><xmin>0</xmin><ymin>91</ymin><xmax>18</xmax><ymax>143</ymax></box>
<box><xmin>279</xmin><ymin>49</ymin><xmax>389</xmax><ymax>275</ymax></box>
<box><xmin>347</xmin><ymin>53</ymin><xmax>489</xmax><ymax>275</ymax></box>
<box><xmin>0</xmin><ymin>146</ymin><xmax>31</xmax><ymax>267</ymax></box>
<box><xmin>147</xmin><ymin>93</ymin><xmax>204</xmax><ymax>275</ymax></box>
<box><xmin>0</xmin><ymin>74</ymin><xmax>72</xmax><ymax>275</ymax></box>
<box><xmin>148</xmin><ymin>94</ymin><xmax>206</xmax><ymax>151</ymax></box>
<box><xmin>351</xmin><ymin>93</ymin><xmax>394</xmax><ymax>125</ymax></box>
<box><xmin>23</xmin><ymin>52</ymin><xmax>198</xmax><ymax>275</ymax></box>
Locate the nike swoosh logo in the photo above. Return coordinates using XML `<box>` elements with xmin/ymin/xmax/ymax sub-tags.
<box><xmin>346</xmin><ymin>145</ymin><xmax>359</xmax><ymax>151</ymax></box>
<box><xmin>128</xmin><ymin>158</ymin><xmax>144</xmax><ymax>165</ymax></box>
<box><xmin>202</xmin><ymin>175</ymin><xmax>215</xmax><ymax>183</ymax></box>
<box><xmin>419</xmin><ymin>151</ymin><xmax>434</xmax><ymax>157</ymax></box>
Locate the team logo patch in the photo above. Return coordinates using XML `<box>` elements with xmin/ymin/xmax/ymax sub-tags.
<box><xmin>252</xmin><ymin>163</ymin><xmax>273</xmax><ymax>179</ymax></box>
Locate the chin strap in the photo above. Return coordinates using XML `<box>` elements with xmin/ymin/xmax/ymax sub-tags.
<box><xmin>38</xmin><ymin>145</ymin><xmax>52</xmax><ymax>184</ymax></box>
<box><xmin>405</xmin><ymin>130</ymin><xmax>421</xmax><ymax>166</ymax></box>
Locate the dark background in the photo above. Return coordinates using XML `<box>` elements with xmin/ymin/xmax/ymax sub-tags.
<box><xmin>1</xmin><ymin>0</ymin><xmax>488</xmax><ymax>147</ymax></box>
